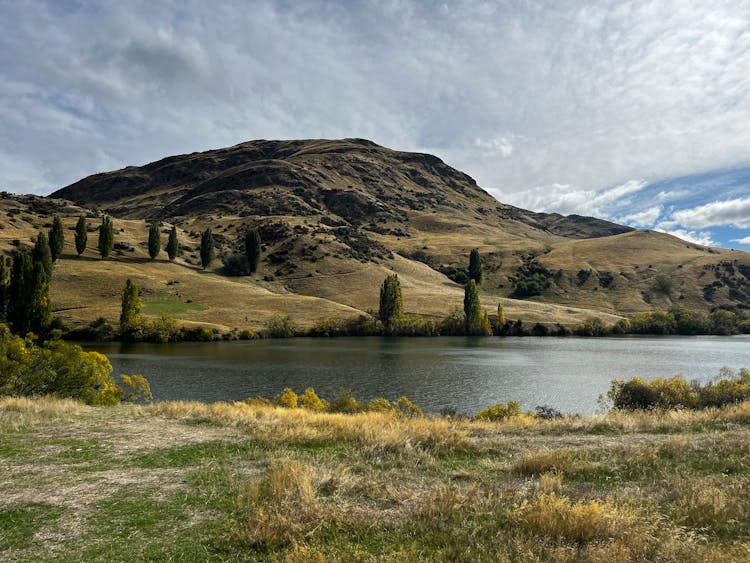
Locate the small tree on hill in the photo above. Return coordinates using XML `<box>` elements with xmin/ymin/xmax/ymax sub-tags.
<box><xmin>464</xmin><ymin>279</ymin><xmax>482</xmax><ymax>335</ymax></box>
<box><xmin>166</xmin><ymin>226</ymin><xmax>179</xmax><ymax>262</ymax></box>
<box><xmin>245</xmin><ymin>229</ymin><xmax>262</xmax><ymax>274</ymax></box>
<box><xmin>49</xmin><ymin>215</ymin><xmax>65</xmax><ymax>262</ymax></box>
<box><xmin>148</xmin><ymin>223</ymin><xmax>161</xmax><ymax>260</ymax></box>
<box><xmin>200</xmin><ymin>228</ymin><xmax>214</xmax><ymax>270</ymax></box>
<box><xmin>468</xmin><ymin>248</ymin><xmax>482</xmax><ymax>285</ymax></box>
<box><xmin>120</xmin><ymin>278</ymin><xmax>142</xmax><ymax>340</ymax></box>
<box><xmin>75</xmin><ymin>215</ymin><xmax>88</xmax><ymax>256</ymax></box>
<box><xmin>98</xmin><ymin>216</ymin><xmax>114</xmax><ymax>259</ymax></box>
<box><xmin>33</xmin><ymin>231</ymin><xmax>53</xmax><ymax>278</ymax></box>
<box><xmin>379</xmin><ymin>274</ymin><xmax>403</xmax><ymax>332</ymax></box>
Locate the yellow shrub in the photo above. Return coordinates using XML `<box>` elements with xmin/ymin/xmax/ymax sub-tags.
<box><xmin>298</xmin><ymin>387</ymin><xmax>327</xmax><ymax>411</ymax></box>
<box><xmin>274</xmin><ymin>388</ymin><xmax>298</xmax><ymax>408</ymax></box>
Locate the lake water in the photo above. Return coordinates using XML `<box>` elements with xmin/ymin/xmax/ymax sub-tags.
<box><xmin>86</xmin><ymin>336</ymin><xmax>750</xmax><ymax>415</ymax></box>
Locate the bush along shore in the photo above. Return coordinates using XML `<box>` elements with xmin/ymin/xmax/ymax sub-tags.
<box><xmin>2</xmin><ymin>368</ymin><xmax>750</xmax><ymax>560</ymax></box>
<box><xmin>64</xmin><ymin>275</ymin><xmax>750</xmax><ymax>343</ymax></box>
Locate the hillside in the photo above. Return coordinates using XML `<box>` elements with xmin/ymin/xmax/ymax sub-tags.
<box><xmin>1</xmin><ymin>138</ymin><xmax>746</xmax><ymax>331</ymax></box>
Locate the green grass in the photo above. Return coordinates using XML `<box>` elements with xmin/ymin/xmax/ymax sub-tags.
<box><xmin>0</xmin><ymin>503</ymin><xmax>68</xmax><ymax>550</ymax></box>
<box><xmin>142</xmin><ymin>294</ymin><xmax>206</xmax><ymax>317</ymax></box>
<box><xmin>129</xmin><ymin>441</ymin><xmax>259</xmax><ymax>468</ymax></box>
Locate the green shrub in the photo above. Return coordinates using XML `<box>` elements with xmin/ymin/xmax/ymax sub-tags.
<box><xmin>510</xmin><ymin>257</ymin><xmax>552</xmax><ymax>298</ymax></box>
<box><xmin>392</xmin><ymin>315</ymin><xmax>439</xmax><ymax>336</ymax></box>
<box><xmin>239</xmin><ymin>328</ymin><xmax>255</xmax><ymax>340</ymax></box>
<box><xmin>439</xmin><ymin>310</ymin><xmax>465</xmax><ymax>336</ymax></box>
<box><xmin>265</xmin><ymin>315</ymin><xmax>296</xmax><ymax>338</ymax></box>
<box><xmin>0</xmin><ymin>324</ymin><xmax>140</xmax><ymax>405</ymax></box>
<box><xmin>394</xmin><ymin>396</ymin><xmax>424</xmax><ymax>417</ymax></box>
<box><xmin>608</xmin><ymin>371</ymin><xmax>750</xmax><ymax>410</ymax></box>
<box><xmin>328</xmin><ymin>388</ymin><xmax>361</xmax><ymax>413</ymax></box>
<box><xmin>475</xmin><ymin>401</ymin><xmax>522</xmax><ymax>421</ymax></box>
<box><xmin>142</xmin><ymin>314</ymin><xmax>180</xmax><ymax>343</ymax></box>
<box><xmin>574</xmin><ymin>317</ymin><xmax>608</xmax><ymax>337</ymax></box>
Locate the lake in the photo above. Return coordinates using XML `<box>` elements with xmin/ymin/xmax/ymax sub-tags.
<box><xmin>86</xmin><ymin>336</ymin><xmax>750</xmax><ymax>415</ymax></box>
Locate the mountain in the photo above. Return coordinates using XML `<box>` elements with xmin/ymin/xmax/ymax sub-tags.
<box><xmin>5</xmin><ymin>138</ymin><xmax>745</xmax><ymax>331</ymax></box>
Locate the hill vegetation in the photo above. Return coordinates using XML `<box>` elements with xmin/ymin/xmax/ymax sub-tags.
<box><xmin>0</xmin><ymin>138</ymin><xmax>746</xmax><ymax>332</ymax></box>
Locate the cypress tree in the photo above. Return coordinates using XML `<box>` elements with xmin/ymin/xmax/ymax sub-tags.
<box><xmin>166</xmin><ymin>226</ymin><xmax>179</xmax><ymax>262</ymax></box>
<box><xmin>8</xmin><ymin>251</ymin><xmax>34</xmax><ymax>335</ymax></box>
<box><xmin>33</xmin><ymin>231</ymin><xmax>53</xmax><ymax>279</ymax></box>
<box><xmin>464</xmin><ymin>279</ymin><xmax>481</xmax><ymax>335</ymax></box>
<box><xmin>98</xmin><ymin>216</ymin><xmax>114</xmax><ymax>259</ymax></box>
<box><xmin>30</xmin><ymin>261</ymin><xmax>51</xmax><ymax>335</ymax></box>
<box><xmin>0</xmin><ymin>256</ymin><xmax>9</xmax><ymax>322</ymax></box>
<box><xmin>379</xmin><ymin>274</ymin><xmax>403</xmax><ymax>332</ymax></box>
<box><xmin>468</xmin><ymin>248</ymin><xmax>482</xmax><ymax>285</ymax></box>
<box><xmin>120</xmin><ymin>278</ymin><xmax>142</xmax><ymax>339</ymax></box>
<box><xmin>200</xmin><ymin>228</ymin><xmax>214</xmax><ymax>270</ymax></box>
<box><xmin>245</xmin><ymin>229</ymin><xmax>262</xmax><ymax>274</ymax></box>
<box><xmin>75</xmin><ymin>215</ymin><xmax>88</xmax><ymax>256</ymax></box>
<box><xmin>148</xmin><ymin>223</ymin><xmax>161</xmax><ymax>260</ymax></box>
<box><xmin>49</xmin><ymin>215</ymin><xmax>65</xmax><ymax>262</ymax></box>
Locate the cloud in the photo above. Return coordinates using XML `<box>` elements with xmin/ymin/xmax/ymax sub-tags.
<box><xmin>656</xmin><ymin>228</ymin><xmax>716</xmax><ymax>246</ymax></box>
<box><xmin>617</xmin><ymin>205</ymin><xmax>662</xmax><ymax>227</ymax></box>
<box><xmin>504</xmin><ymin>179</ymin><xmax>648</xmax><ymax>217</ymax></box>
<box><xmin>731</xmin><ymin>235</ymin><xmax>750</xmax><ymax>244</ymax></box>
<box><xmin>1</xmin><ymin>0</ymin><xmax>750</xmax><ymax>212</ymax></box>
<box><xmin>670</xmin><ymin>197</ymin><xmax>750</xmax><ymax>228</ymax></box>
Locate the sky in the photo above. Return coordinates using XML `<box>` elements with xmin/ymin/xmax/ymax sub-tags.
<box><xmin>2</xmin><ymin>0</ymin><xmax>750</xmax><ymax>249</ymax></box>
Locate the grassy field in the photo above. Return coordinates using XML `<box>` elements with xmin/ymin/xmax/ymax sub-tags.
<box><xmin>2</xmin><ymin>397</ymin><xmax>750</xmax><ymax>561</ymax></box>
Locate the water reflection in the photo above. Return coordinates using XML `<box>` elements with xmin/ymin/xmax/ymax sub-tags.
<box><xmin>85</xmin><ymin>335</ymin><xmax>750</xmax><ymax>415</ymax></box>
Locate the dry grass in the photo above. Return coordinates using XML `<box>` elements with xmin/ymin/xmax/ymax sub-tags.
<box><xmin>149</xmin><ymin>400</ymin><xmax>473</xmax><ymax>455</ymax></box>
<box><xmin>3</xmin><ymin>397</ymin><xmax>750</xmax><ymax>560</ymax></box>
<box><xmin>233</xmin><ymin>460</ymin><xmax>323</xmax><ymax>548</ymax></box>
<box><xmin>0</xmin><ymin>396</ymin><xmax>87</xmax><ymax>429</ymax></box>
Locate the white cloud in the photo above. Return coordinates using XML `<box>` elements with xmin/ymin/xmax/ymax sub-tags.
<box><xmin>670</xmin><ymin>197</ymin><xmax>750</xmax><ymax>228</ymax></box>
<box><xmin>731</xmin><ymin>235</ymin><xmax>750</xmax><ymax>244</ymax></box>
<box><xmin>1</xmin><ymin>0</ymin><xmax>750</xmax><ymax>207</ymax></box>
<box><xmin>656</xmin><ymin>228</ymin><xmax>716</xmax><ymax>246</ymax></box>
<box><xmin>617</xmin><ymin>205</ymin><xmax>662</xmax><ymax>227</ymax></box>
<box><xmin>503</xmin><ymin>179</ymin><xmax>648</xmax><ymax>217</ymax></box>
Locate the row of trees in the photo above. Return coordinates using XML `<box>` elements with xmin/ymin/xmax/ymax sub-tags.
<box><xmin>378</xmin><ymin>272</ymin><xmax>492</xmax><ymax>336</ymax></box>
<box><xmin>33</xmin><ymin>215</ymin><xmax>256</xmax><ymax>272</ymax></box>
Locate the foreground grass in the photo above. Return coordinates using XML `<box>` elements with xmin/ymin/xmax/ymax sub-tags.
<box><xmin>2</xmin><ymin>398</ymin><xmax>750</xmax><ymax>561</ymax></box>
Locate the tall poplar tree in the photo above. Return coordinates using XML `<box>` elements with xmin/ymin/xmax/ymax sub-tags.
<box><xmin>120</xmin><ymin>278</ymin><xmax>142</xmax><ymax>340</ymax></box>
<box><xmin>245</xmin><ymin>229</ymin><xmax>262</xmax><ymax>274</ymax></box>
<box><xmin>464</xmin><ymin>279</ymin><xmax>481</xmax><ymax>335</ymax></box>
<box><xmin>379</xmin><ymin>274</ymin><xmax>403</xmax><ymax>332</ymax></box>
<box><xmin>30</xmin><ymin>261</ymin><xmax>51</xmax><ymax>335</ymax></box>
<box><xmin>0</xmin><ymin>256</ymin><xmax>9</xmax><ymax>322</ymax></box>
<box><xmin>166</xmin><ymin>226</ymin><xmax>179</xmax><ymax>261</ymax></box>
<box><xmin>148</xmin><ymin>223</ymin><xmax>161</xmax><ymax>260</ymax></box>
<box><xmin>49</xmin><ymin>215</ymin><xmax>65</xmax><ymax>262</ymax></box>
<box><xmin>33</xmin><ymin>231</ymin><xmax>52</xmax><ymax>278</ymax></box>
<box><xmin>200</xmin><ymin>228</ymin><xmax>214</xmax><ymax>270</ymax></box>
<box><xmin>468</xmin><ymin>248</ymin><xmax>482</xmax><ymax>285</ymax></box>
<box><xmin>75</xmin><ymin>215</ymin><xmax>88</xmax><ymax>256</ymax></box>
<box><xmin>496</xmin><ymin>302</ymin><xmax>506</xmax><ymax>333</ymax></box>
<box><xmin>98</xmin><ymin>216</ymin><xmax>114</xmax><ymax>259</ymax></box>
